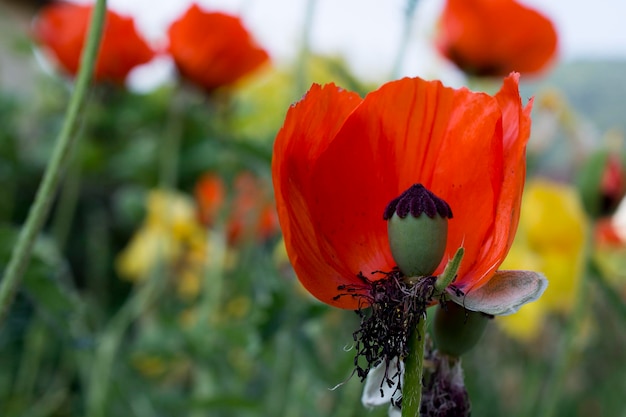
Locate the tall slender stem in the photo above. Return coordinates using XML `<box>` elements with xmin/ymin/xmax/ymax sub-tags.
<box><xmin>588</xmin><ymin>262</ymin><xmax>626</xmax><ymax>323</ymax></box>
<box><xmin>537</xmin><ymin>263</ymin><xmax>589</xmax><ymax>417</ymax></box>
<box><xmin>189</xmin><ymin>230</ymin><xmax>227</xmax><ymax>417</ymax></box>
<box><xmin>295</xmin><ymin>0</ymin><xmax>316</xmax><ymax>95</ymax></box>
<box><xmin>0</xmin><ymin>0</ymin><xmax>107</xmax><ymax>323</ymax></box>
<box><xmin>52</xmin><ymin>140</ymin><xmax>83</xmax><ymax>251</ymax></box>
<box><xmin>391</xmin><ymin>0</ymin><xmax>419</xmax><ymax>79</ymax></box>
<box><xmin>402</xmin><ymin>316</ymin><xmax>426</xmax><ymax>417</ymax></box>
<box><xmin>85</xmin><ymin>263</ymin><xmax>164</xmax><ymax>417</ymax></box>
<box><xmin>158</xmin><ymin>92</ymin><xmax>184</xmax><ymax>190</ymax></box>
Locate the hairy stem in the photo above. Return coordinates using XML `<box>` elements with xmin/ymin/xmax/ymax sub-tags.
<box><xmin>402</xmin><ymin>315</ymin><xmax>426</xmax><ymax>417</ymax></box>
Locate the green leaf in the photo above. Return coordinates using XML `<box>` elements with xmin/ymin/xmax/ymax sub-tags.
<box><xmin>0</xmin><ymin>225</ymin><xmax>77</xmax><ymax>317</ymax></box>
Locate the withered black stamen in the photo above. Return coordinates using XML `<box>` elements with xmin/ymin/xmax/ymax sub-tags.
<box><xmin>334</xmin><ymin>269</ymin><xmax>465</xmax><ymax>401</ymax></box>
<box><xmin>383</xmin><ymin>183</ymin><xmax>453</xmax><ymax>220</ymax></box>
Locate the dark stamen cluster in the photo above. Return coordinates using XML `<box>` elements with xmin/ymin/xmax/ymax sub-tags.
<box><xmin>334</xmin><ymin>270</ymin><xmax>458</xmax><ymax>400</ymax></box>
<box><xmin>383</xmin><ymin>183</ymin><xmax>453</xmax><ymax>220</ymax></box>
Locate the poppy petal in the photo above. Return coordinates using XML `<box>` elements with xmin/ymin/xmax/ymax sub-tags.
<box><xmin>308</xmin><ymin>78</ymin><xmax>504</xmax><ymax>292</ymax></box>
<box><xmin>448</xmin><ymin>270</ymin><xmax>548</xmax><ymax>315</ymax></box>
<box><xmin>459</xmin><ymin>73</ymin><xmax>533</xmax><ymax>290</ymax></box>
<box><xmin>361</xmin><ymin>356</ymin><xmax>403</xmax><ymax>408</ymax></box>
<box><xmin>272</xmin><ymin>84</ymin><xmax>362</xmax><ymax>308</ymax></box>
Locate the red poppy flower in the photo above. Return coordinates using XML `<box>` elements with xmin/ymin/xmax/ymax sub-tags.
<box><xmin>273</xmin><ymin>73</ymin><xmax>546</xmax><ymax>311</ymax></box>
<box><xmin>167</xmin><ymin>4</ymin><xmax>269</xmax><ymax>92</ymax></box>
<box><xmin>435</xmin><ymin>0</ymin><xmax>558</xmax><ymax>77</ymax></box>
<box><xmin>195</xmin><ymin>173</ymin><xmax>226</xmax><ymax>226</ymax></box>
<box><xmin>195</xmin><ymin>172</ymin><xmax>279</xmax><ymax>244</ymax></box>
<box><xmin>33</xmin><ymin>2</ymin><xmax>155</xmax><ymax>83</ymax></box>
<box><xmin>595</xmin><ymin>218</ymin><xmax>624</xmax><ymax>247</ymax></box>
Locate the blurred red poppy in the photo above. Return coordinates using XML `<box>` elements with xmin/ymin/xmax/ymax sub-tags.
<box><xmin>195</xmin><ymin>173</ymin><xmax>226</xmax><ymax>226</ymax></box>
<box><xmin>167</xmin><ymin>4</ymin><xmax>269</xmax><ymax>92</ymax></box>
<box><xmin>435</xmin><ymin>0</ymin><xmax>558</xmax><ymax>77</ymax></box>
<box><xmin>273</xmin><ymin>73</ymin><xmax>532</xmax><ymax>309</ymax></box>
<box><xmin>600</xmin><ymin>155</ymin><xmax>626</xmax><ymax>211</ymax></box>
<box><xmin>33</xmin><ymin>2</ymin><xmax>155</xmax><ymax>83</ymax></box>
<box><xmin>595</xmin><ymin>218</ymin><xmax>624</xmax><ymax>247</ymax></box>
<box><xmin>195</xmin><ymin>172</ymin><xmax>279</xmax><ymax>244</ymax></box>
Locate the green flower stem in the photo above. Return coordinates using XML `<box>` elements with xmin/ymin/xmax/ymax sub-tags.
<box><xmin>295</xmin><ymin>0</ymin><xmax>316</xmax><ymax>94</ymax></box>
<box><xmin>402</xmin><ymin>315</ymin><xmax>426</xmax><ymax>417</ymax></box>
<box><xmin>588</xmin><ymin>261</ymin><xmax>626</xmax><ymax>324</ymax></box>
<box><xmin>539</xmin><ymin>260</ymin><xmax>626</xmax><ymax>417</ymax></box>
<box><xmin>266</xmin><ymin>328</ymin><xmax>296</xmax><ymax>416</ymax></box>
<box><xmin>86</xmin><ymin>263</ymin><xmax>165</xmax><ymax>417</ymax></box>
<box><xmin>195</xmin><ymin>230</ymin><xmax>227</xmax><ymax>328</ymax></box>
<box><xmin>26</xmin><ymin>385</ymin><xmax>68</xmax><ymax>417</ymax></box>
<box><xmin>189</xmin><ymin>230</ymin><xmax>227</xmax><ymax>417</ymax></box>
<box><xmin>159</xmin><ymin>92</ymin><xmax>185</xmax><ymax>190</ymax></box>
<box><xmin>0</xmin><ymin>0</ymin><xmax>107</xmax><ymax>323</ymax></box>
<box><xmin>52</xmin><ymin>141</ymin><xmax>83</xmax><ymax>251</ymax></box>
<box><xmin>537</xmin><ymin>262</ymin><xmax>590</xmax><ymax>417</ymax></box>
<box><xmin>402</xmin><ymin>247</ymin><xmax>464</xmax><ymax>417</ymax></box>
<box><xmin>391</xmin><ymin>0</ymin><xmax>419</xmax><ymax>79</ymax></box>
<box><xmin>14</xmin><ymin>318</ymin><xmax>47</xmax><ymax>399</ymax></box>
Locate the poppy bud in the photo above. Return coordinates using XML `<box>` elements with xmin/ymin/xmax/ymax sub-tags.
<box><xmin>433</xmin><ymin>300</ymin><xmax>490</xmax><ymax>357</ymax></box>
<box><xmin>383</xmin><ymin>184</ymin><xmax>453</xmax><ymax>277</ymax></box>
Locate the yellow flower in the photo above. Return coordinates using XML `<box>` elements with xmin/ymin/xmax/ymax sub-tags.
<box><xmin>131</xmin><ymin>354</ymin><xmax>167</xmax><ymax>378</ymax></box>
<box><xmin>231</xmin><ymin>55</ymin><xmax>372</xmax><ymax>140</ymax></box>
<box><xmin>116</xmin><ymin>190</ymin><xmax>207</xmax><ymax>299</ymax></box>
<box><xmin>497</xmin><ymin>179</ymin><xmax>588</xmax><ymax>341</ymax></box>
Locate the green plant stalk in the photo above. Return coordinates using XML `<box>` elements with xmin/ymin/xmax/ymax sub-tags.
<box><xmin>0</xmin><ymin>0</ymin><xmax>107</xmax><ymax>324</ymax></box>
<box><xmin>195</xmin><ymin>229</ymin><xmax>227</xmax><ymax>328</ymax></box>
<box><xmin>538</xmin><ymin>260</ymin><xmax>626</xmax><ymax>417</ymax></box>
<box><xmin>85</xmin><ymin>263</ymin><xmax>164</xmax><ymax>417</ymax></box>
<box><xmin>13</xmin><ymin>318</ymin><xmax>46</xmax><ymax>399</ymax></box>
<box><xmin>537</xmin><ymin>263</ymin><xmax>589</xmax><ymax>417</ymax></box>
<box><xmin>401</xmin><ymin>247</ymin><xmax>463</xmax><ymax>416</ymax></box>
<box><xmin>391</xmin><ymin>0</ymin><xmax>419</xmax><ymax>79</ymax></box>
<box><xmin>159</xmin><ymin>93</ymin><xmax>184</xmax><ymax>190</ymax></box>
<box><xmin>282</xmin><ymin>350</ymin><xmax>311</xmax><ymax>417</ymax></box>
<box><xmin>402</xmin><ymin>316</ymin><xmax>426</xmax><ymax>417</ymax></box>
<box><xmin>588</xmin><ymin>261</ymin><xmax>626</xmax><ymax>324</ymax></box>
<box><xmin>266</xmin><ymin>328</ymin><xmax>296</xmax><ymax>416</ymax></box>
<box><xmin>25</xmin><ymin>385</ymin><xmax>68</xmax><ymax>417</ymax></box>
<box><xmin>189</xmin><ymin>230</ymin><xmax>227</xmax><ymax>417</ymax></box>
<box><xmin>52</xmin><ymin>142</ymin><xmax>83</xmax><ymax>251</ymax></box>
<box><xmin>295</xmin><ymin>0</ymin><xmax>316</xmax><ymax>95</ymax></box>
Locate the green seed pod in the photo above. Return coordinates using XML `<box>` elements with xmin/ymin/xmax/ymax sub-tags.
<box><xmin>383</xmin><ymin>184</ymin><xmax>453</xmax><ymax>277</ymax></box>
<box><xmin>387</xmin><ymin>213</ymin><xmax>448</xmax><ymax>277</ymax></box>
<box><xmin>433</xmin><ymin>300</ymin><xmax>490</xmax><ymax>357</ymax></box>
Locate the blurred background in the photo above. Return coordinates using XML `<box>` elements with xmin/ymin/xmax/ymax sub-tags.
<box><xmin>0</xmin><ymin>0</ymin><xmax>625</xmax><ymax>416</ymax></box>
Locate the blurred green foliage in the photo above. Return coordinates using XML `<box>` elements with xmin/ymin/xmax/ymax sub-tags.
<box><xmin>521</xmin><ymin>61</ymin><xmax>626</xmax><ymax>135</ymax></box>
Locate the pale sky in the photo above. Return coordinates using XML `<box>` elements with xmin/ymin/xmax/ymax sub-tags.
<box><xmin>70</xmin><ymin>0</ymin><xmax>626</xmax><ymax>89</ymax></box>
